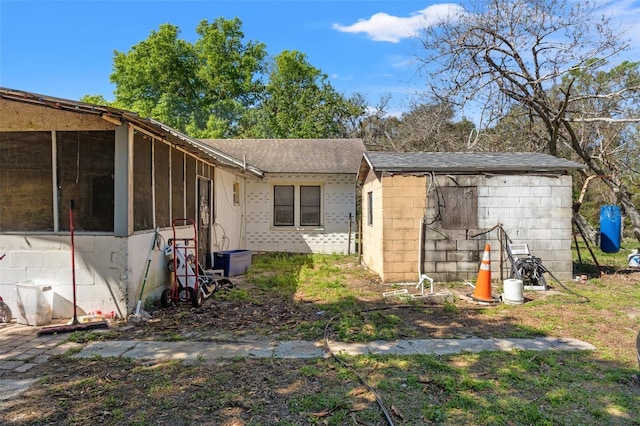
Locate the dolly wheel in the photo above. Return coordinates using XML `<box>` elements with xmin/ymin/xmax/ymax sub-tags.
<box><xmin>160</xmin><ymin>288</ymin><xmax>173</xmax><ymax>308</ymax></box>
<box><xmin>190</xmin><ymin>287</ymin><xmax>203</xmax><ymax>308</ymax></box>
<box><xmin>167</xmin><ymin>259</ymin><xmax>176</xmax><ymax>272</ymax></box>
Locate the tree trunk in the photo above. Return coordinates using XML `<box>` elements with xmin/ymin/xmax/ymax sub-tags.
<box><xmin>574</xmin><ymin>213</ymin><xmax>598</xmax><ymax>245</ymax></box>
<box><xmin>615</xmin><ymin>189</ymin><xmax>640</xmax><ymax>243</ymax></box>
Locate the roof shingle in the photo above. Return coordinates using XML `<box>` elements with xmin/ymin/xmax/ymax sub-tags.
<box><xmin>200</xmin><ymin>139</ymin><xmax>365</xmax><ymax>174</ymax></box>
<box><xmin>360</xmin><ymin>151</ymin><xmax>584</xmax><ymax>176</ymax></box>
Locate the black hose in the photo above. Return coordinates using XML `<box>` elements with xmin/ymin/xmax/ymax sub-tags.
<box><xmin>323</xmin><ymin>313</ymin><xmax>396</xmax><ymax>426</ymax></box>
<box><xmin>545</xmin><ymin>268</ymin><xmax>590</xmax><ymax>303</ymax></box>
<box><xmin>321</xmin><ymin>304</ymin><xmax>453</xmax><ymax>425</ymax></box>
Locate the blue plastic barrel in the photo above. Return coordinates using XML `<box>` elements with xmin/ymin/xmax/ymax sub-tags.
<box><xmin>600</xmin><ymin>205</ymin><xmax>621</xmax><ymax>253</ymax></box>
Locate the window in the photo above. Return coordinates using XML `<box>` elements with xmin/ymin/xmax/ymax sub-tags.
<box><xmin>233</xmin><ymin>182</ymin><xmax>240</xmax><ymax>205</ymax></box>
<box><xmin>274</xmin><ymin>185</ymin><xmax>294</xmax><ymax>226</ymax></box>
<box><xmin>300</xmin><ymin>186</ymin><xmax>320</xmax><ymax>226</ymax></box>
<box><xmin>154</xmin><ymin>140</ymin><xmax>171</xmax><ymax>228</ymax></box>
<box><xmin>133</xmin><ymin>132</ymin><xmax>153</xmax><ymax>231</ymax></box>
<box><xmin>57</xmin><ymin>130</ymin><xmax>115</xmax><ymax>232</ymax></box>
<box><xmin>367</xmin><ymin>191</ymin><xmax>373</xmax><ymax>226</ymax></box>
<box><xmin>171</xmin><ymin>149</ymin><xmax>184</xmax><ymax>220</ymax></box>
<box><xmin>0</xmin><ymin>132</ymin><xmax>53</xmax><ymax>231</ymax></box>
<box><xmin>273</xmin><ymin>184</ymin><xmax>322</xmax><ymax>227</ymax></box>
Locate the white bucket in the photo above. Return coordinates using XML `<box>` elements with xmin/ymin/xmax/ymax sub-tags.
<box><xmin>16</xmin><ymin>282</ymin><xmax>53</xmax><ymax>326</ymax></box>
<box><xmin>503</xmin><ymin>279</ymin><xmax>524</xmax><ymax>305</ymax></box>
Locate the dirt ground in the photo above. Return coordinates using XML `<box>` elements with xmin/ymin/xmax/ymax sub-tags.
<box><xmin>2</xmin><ymin>266</ymin><xmax>639</xmax><ymax>425</ymax></box>
<box><xmin>108</xmin><ymin>269</ymin><xmax>640</xmax><ymax>350</ymax></box>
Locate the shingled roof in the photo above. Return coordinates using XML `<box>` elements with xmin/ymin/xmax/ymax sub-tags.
<box><xmin>357</xmin><ymin>151</ymin><xmax>584</xmax><ymax>182</ymax></box>
<box><xmin>200</xmin><ymin>139</ymin><xmax>365</xmax><ymax>174</ymax></box>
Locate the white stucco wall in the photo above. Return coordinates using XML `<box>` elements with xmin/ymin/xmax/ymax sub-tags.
<box><xmin>211</xmin><ymin>168</ymin><xmax>247</xmax><ymax>253</ymax></box>
<box><xmin>244</xmin><ymin>173</ymin><xmax>357</xmax><ymax>254</ymax></box>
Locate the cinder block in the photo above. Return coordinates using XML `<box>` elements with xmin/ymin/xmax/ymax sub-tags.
<box><xmin>457</xmin><ymin>239</ymin><xmax>481</xmax><ymax>251</ymax></box>
<box><xmin>391</xmin><ymin>218</ymin><xmax>419</xmax><ymax>230</ymax></box>
<box><xmin>26</xmin><ymin>268</ymin><xmax>62</xmax><ymax>284</ymax></box>
<box><xmin>497</xmin><ymin>197</ymin><xmax>521</xmax><ymax>208</ymax></box>
<box><xmin>424</xmin><ymin>250</ymin><xmax>447</xmax><ymax>262</ymax></box>
<box><xmin>435</xmin><ymin>262</ymin><xmax>458</xmax><ymax>273</ymax></box>
<box><xmin>448</xmin><ymin>251</ymin><xmax>475</xmax><ymax>262</ymax></box>
<box><xmin>519</xmin><ymin>197</ymin><xmax>541</xmax><ymax>209</ymax></box>
<box><xmin>458</xmin><ymin>261</ymin><xmax>481</xmax><ymax>273</ymax></box>
<box><xmin>43</xmin><ymin>252</ymin><xmax>71</xmax><ymax>268</ymax></box>
<box><xmin>0</xmin><ymin>267</ymin><xmax>27</xmax><ymax>285</ymax></box>
<box><xmin>422</xmin><ymin>239</ymin><xmax>436</xmax><ymax>251</ymax></box>
<box><xmin>11</xmin><ymin>252</ymin><xmax>44</xmax><ymax>268</ymax></box>
<box><xmin>435</xmin><ymin>240</ymin><xmax>457</xmax><ymax>251</ymax></box>
<box><xmin>385</xmin><ymin>251</ymin><xmax>414</xmax><ymax>263</ymax></box>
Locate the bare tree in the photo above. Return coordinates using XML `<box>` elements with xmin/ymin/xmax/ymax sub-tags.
<box><xmin>395</xmin><ymin>103</ymin><xmax>477</xmax><ymax>152</ymax></box>
<box><xmin>356</xmin><ymin>95</ymin><xmax>402</xmax><ymax>151</ymax></box>
<box><xmin>417</xmin><ymin>0</ymin><xmax>640</xmax><ymax>242</ymax></box>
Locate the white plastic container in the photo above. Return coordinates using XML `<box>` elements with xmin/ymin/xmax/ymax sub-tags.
<box><xmin>503</xmin><ymin>279</ymin><xmax>524</xmax><ymax>305</ymax></box>
<box><xmin>16</xmin><ymin>282</ymin><xmax>53</xmax><ymax>326</ymax></box>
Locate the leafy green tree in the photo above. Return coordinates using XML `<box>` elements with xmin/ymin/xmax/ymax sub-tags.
<box><xmin>240</xmin><ymin>50</ymin><xmax>365</xmax><ymax>138</ymax></box>
<box><xmin>110</xmin><ymin>18</ymin><xmax>267</xmax><ymax>138</ymax></box>
<box><xmin>80</xmin><ymin>94</ymin><xmax>114</xmax><ymax>107</ymax></box>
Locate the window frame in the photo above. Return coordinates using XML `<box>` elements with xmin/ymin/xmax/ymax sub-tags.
<box><xmin>272</xmin><ymin>183</ymin><xmax>323</xmax><ymax>228</ymax></box>
<box><xmin>300</xmin><ymin>185</ymin><xmax>321</xmax><ymax>226</ymax></box>
<box><xmin>273</xmin><ymin>185</ymin><xmax>295</xmax><ymax>226</ymax></box>
<box><xmin>367</xmin><ymin>191</ymin><xmax>373</xmax><ymax>226</ymax></box>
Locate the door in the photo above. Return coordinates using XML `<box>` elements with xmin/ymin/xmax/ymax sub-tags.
<box><xmin>197</xmin><ymin>178</ymin><xmax>212</xmax><ymax>268</ymax></box>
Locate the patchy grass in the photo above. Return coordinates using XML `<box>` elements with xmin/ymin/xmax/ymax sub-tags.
<box><xmin>3</xmin><ymin>243</ymin><xmax>640</xmax><ymax>426</ymax></box>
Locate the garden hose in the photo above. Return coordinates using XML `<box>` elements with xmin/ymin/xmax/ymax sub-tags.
<box><xmin>544</xmin><ymin>268</ymin><xmax>590</xmax><ymax>303</ymax></box>
<box><xmin>323</xmin><ymin>313</ymin><xmax>396</xmax><ymax>426</ymax></box>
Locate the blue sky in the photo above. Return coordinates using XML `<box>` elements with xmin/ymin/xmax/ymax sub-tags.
<box><xmin>1</xmin><ymin>0</ymin><xmax>639</xmax><ymax>116</ymax></box>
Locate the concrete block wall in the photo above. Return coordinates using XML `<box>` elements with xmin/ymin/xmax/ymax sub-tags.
<box><xmin>423</xmin><ymin>230</ymin><xmax>484</xmax><ymax>282</ymax></box>
<box><xmin>421</xmin><ymin>174</ymin><xmax>489</xmax><ymax>282</ymax></box>
<box><xmin>360</xmin><ymin>169</ymin><xmax>385</xmax><ymax>277</ymax></box>
<box><xmin>422</xmin><ymin>173</ymin><xmax>574</xmax><ymax>282</ymax></box>
<box><xmin>0</xmin><ymin>234</ymin><xmax>131</xmax><ymax>321</ymax></box>
<box><xmin>244</xmin><ymin>173</ymin><xmax>357</xmax><ymax>254</ymax></box>
<box><xmin>480</xmin><ymin>174</ymin><xmax>574</xmax><ymax>281</ymax></box>
<box><xmin>380</xmin><ymin>174</ymin><xmax>427</xmax><ymax>282</ymax></box>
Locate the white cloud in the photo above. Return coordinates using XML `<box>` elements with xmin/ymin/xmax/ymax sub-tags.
<box><xmin>598</xmin><ymin>0</ymin><xmax>640</xmax><ymax>41</ymax></box>
<box><xmin>332</xmin><ymin>4</ymin><xmax>465</xmax><ymax>43</ymax></box>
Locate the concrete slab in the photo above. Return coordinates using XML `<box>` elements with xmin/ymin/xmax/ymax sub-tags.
<box><xmin>68</xmin><ymin>337</ymin><xmax>598</xmax><ymax>363</ymax></box>
<box><xmin>540</xmin><ymin>337</ymin><xmax>596</xmax><ymax>351</ymax></box>
<box><xmin>274</xmin><ymin>340</ymin><xmax>326</xmax><ymax>359</ymax></box>
<box><xmin>327</xmin><ymin>341</ymin><xmax>370</xmax><ymax>356</ymax></box>
<box><xmin>74</xmin><ymin>340</ymin><xmax>138</xmax><ymax>359</ymax></box>
<box><xmin>0</xmin><ymin>379</ymin><xmax>37</xmax><ymax>401</ymax></box>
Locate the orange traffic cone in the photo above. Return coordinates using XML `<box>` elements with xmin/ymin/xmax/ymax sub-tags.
<box><xmin>472</xmin><ymin>243</ymin><xmax>495</xmax><ymax>302</ymax></box>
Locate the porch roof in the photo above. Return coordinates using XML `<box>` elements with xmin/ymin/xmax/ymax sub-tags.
<box><xmin>357</xmin><ymin>151</ymin><xmax>584</xmax><ymax>183</ymax></box>
<box><xmin>0</xmin><ymin>87</ymin><xmax>264</xmax><ymax>178</ymax></box>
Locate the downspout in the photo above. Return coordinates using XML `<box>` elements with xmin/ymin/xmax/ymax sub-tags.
<box><xmin>417</xmin><ymin>215</ymin><xmax>433</xmax><ymax>295</ymax></box>
<box><xmin>418</xmin><ymin>216</ymin><xmax>424</xmax><ymax>278</ymax></box>
<box><xmin>418</xmin><ymin>174</ymin><xmax>434</xmax><ymax>294</ymax></box>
